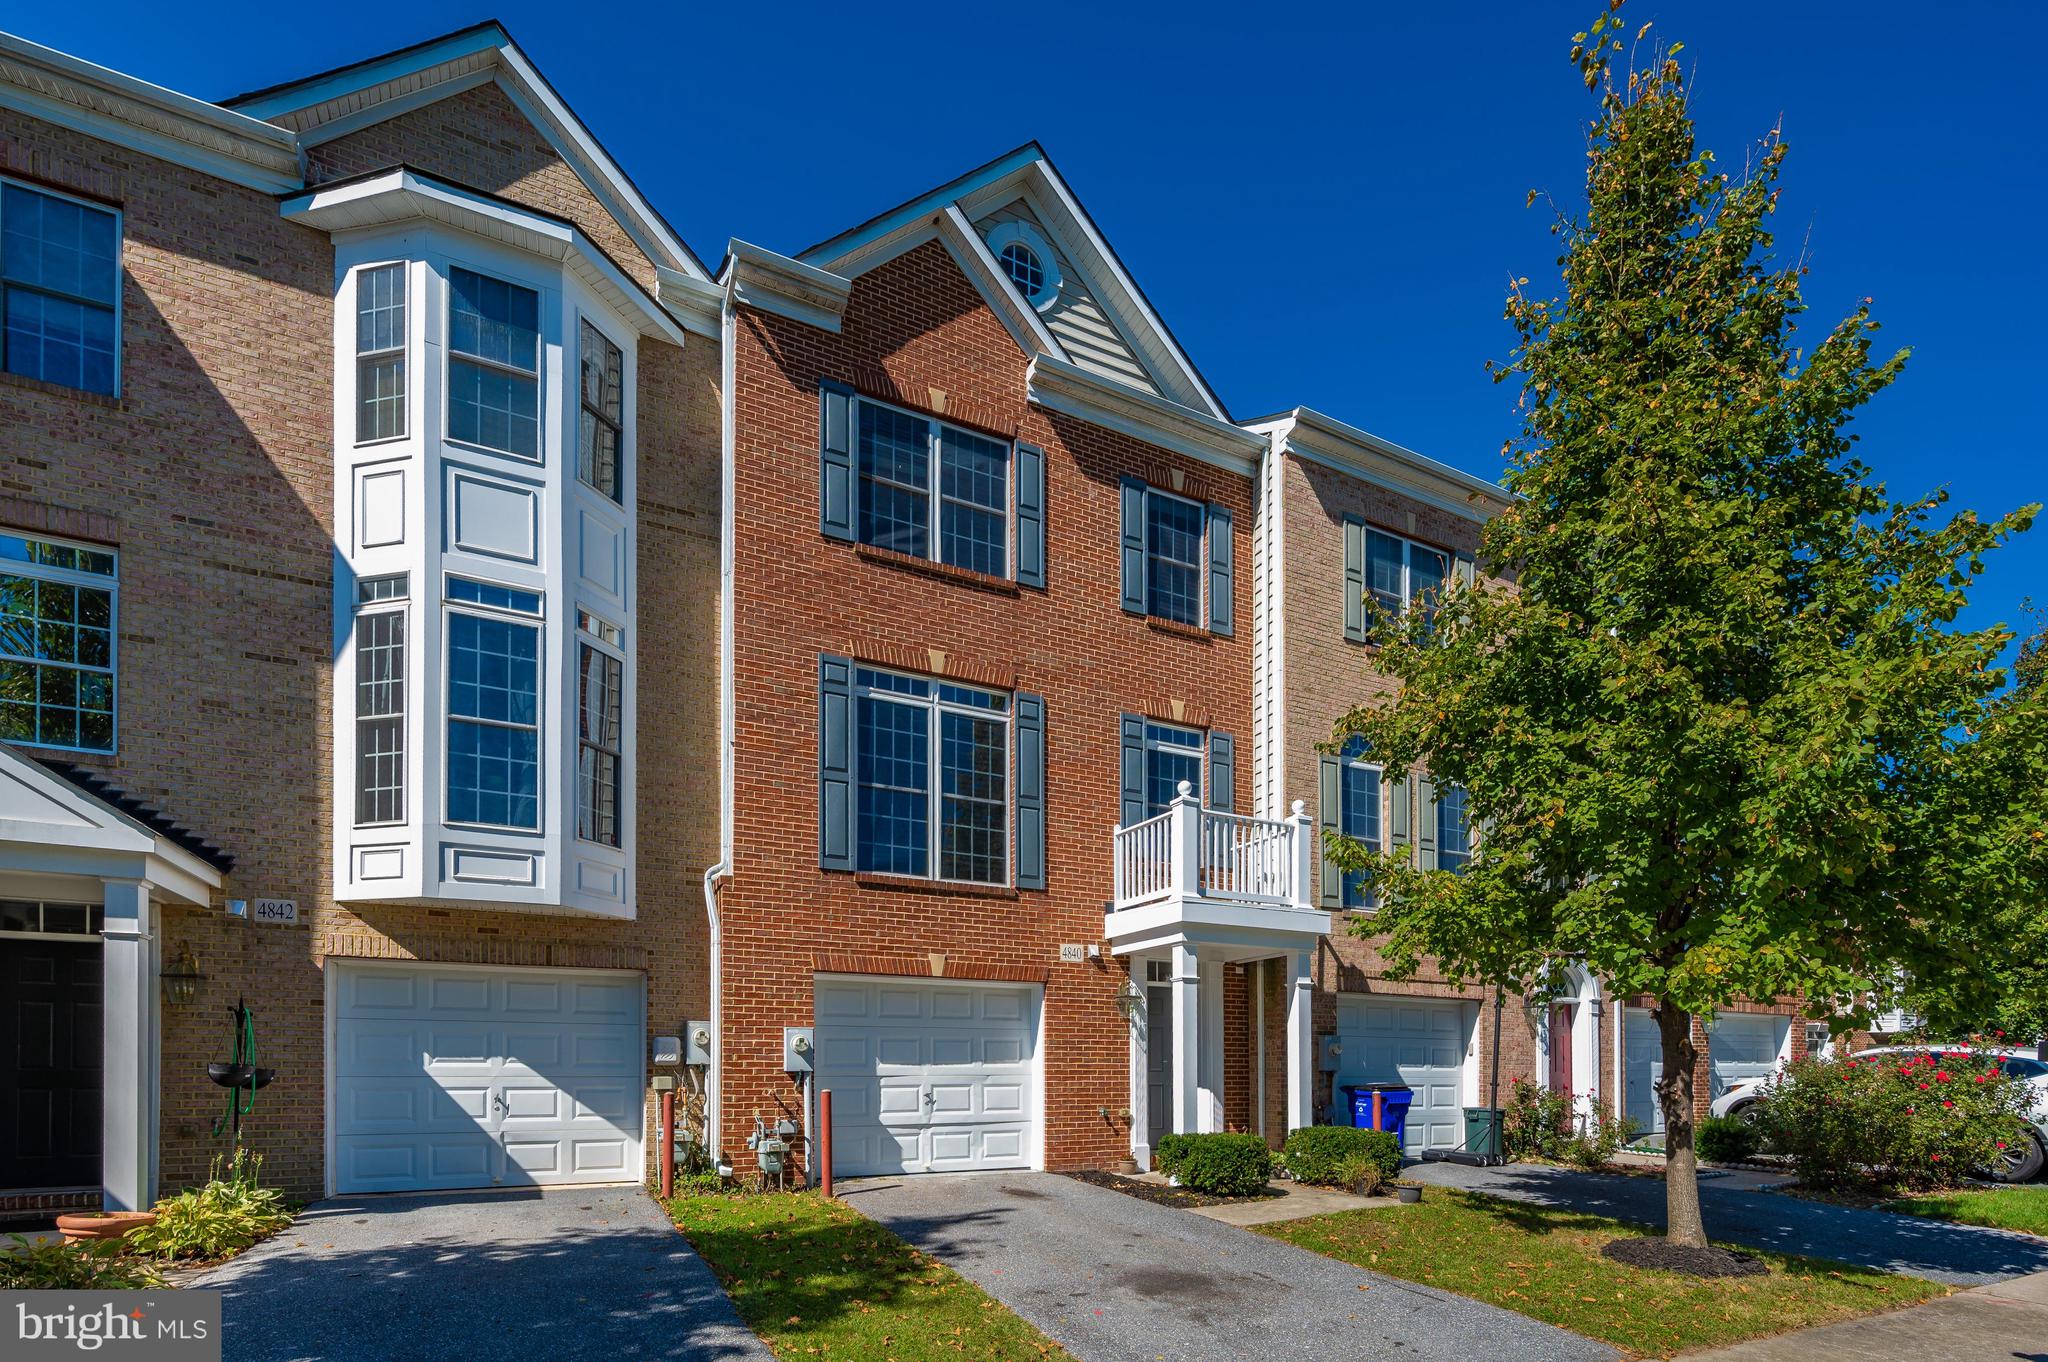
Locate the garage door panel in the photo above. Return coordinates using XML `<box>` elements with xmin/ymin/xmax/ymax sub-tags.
<box><xmin>1709</xmin><ymin>1013</ymin><xmax>1787</xmax><ymax>1099</ymax></box>
<box><xmin>821</xmin><ymin>978</ymin><xmax>1038</xmax><ymax>1176</ymax></box>
<box><xmin>1335</xmin><ymin>995</ymin><xmax>1475</xmax><ymax>1156</ymax></box>
<box><xmin>331</xmin><ymin>964</ymin><xmax>643</xmax><ymax>1194</ymax></box>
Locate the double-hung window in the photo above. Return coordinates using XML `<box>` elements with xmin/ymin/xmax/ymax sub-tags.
<box><xmin>354</xmin><ymin>574</ymin><xmax>407</xmax><ymax>824</ymax></box>
<box><xmin>1145</xmin><ymin>490</ymin><xmax>1204</xmax><ymax>625</ymax></box>
<box><xmin>1437</xmin><ymin>783</ymin><xmax>1471</xmax><ymax>874</ymax></box>
<box><xmin>1141</xmin><ymin>721</ymin><xmax>1204</xmax><ymax>817</ymax></box>
<box><xmin>1</xmin><ymin>180</ymin><xmax>119</xmax><ymax>397</ymax></box>
<box><xmin>1367</xmin><ymin>528</ymin><xmax>1448</xmax><ymax>622</ymax></box>
<box><xmin>445</xmin><ymin>577</ymin><xmax>541</xmax><ymax>829</ymax></box>
<box><xmin>1336</xmin><ymin>738</ymin><xmax>1382</xmax><ymax>909</ymax></box>
<box><xmin>355</xmin><ymin>264</ymin><xmax>406</xmax><ymax>442</ymax></box>
<box><xmin>576</xmin><ymin>611</ymin><xmax>624</xmax><ymax>847</ymax></box>
<box><xmin>0</xmin><ymin>532</ymin><xmax>116</xmax><ymax>752</ymax></box>
<box><xmin>447</xmin><ymin>267</ymin><xmax>541</xmax><ymax>458</ymax></box>
<box><xmin>855</xmin><ymin>397</ymin><xmax>1010</xmax><ymax>577</ymax></box>
<box><xmin>577</xmin><ymin>319</ymin><xmax>624</xmax><ymax>501</ymax></box>
<box><xmin>854</xmin><ymin>667</ymin><xmax>1010</xmax><ymax>884</ymax></box>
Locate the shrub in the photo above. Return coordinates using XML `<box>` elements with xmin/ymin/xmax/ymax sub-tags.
<box><xmin>1152</xmin><ymin>1132</ymin><xmax>1196</xmax><ymax>1179</ymax></box>
<box><xmin>1502</xmin><ymin>1078</ymin><xmax>1636</xmax><ymax>1167</ymax></box>
<box><xmin>0</xmin><ymin>1236</ymin><xmax>160</xmax><ymax>1289</ymax></box>
<box><xmin>1283</xmin><ymin>1126</ymin><xmax>1402</xmax><ymax>1187</ymax></box>
<box><xmin>1170</xmin><ymin>1133</ymin><xmax>1273</xmax><ymax>1196</ymax></box>
<box><xmin>1758</xmin><ymin>1049</ymin><xmax>2034</xmax><ymax>1191</ymax></box>
<box><xmin>1335</xmin><ymin>1152</ymin><xmax>1387</xmax><ymax>1196</ymax></box>
<box><xmin>127</xmin><ymin>1148</ymin><xmax>295</xmax><ymax>1262</ymax></box>
<box><xmin>1696</xmin><ymin>1114</ymin><xmax>1761</xmax><ymax>1165</ymax></box>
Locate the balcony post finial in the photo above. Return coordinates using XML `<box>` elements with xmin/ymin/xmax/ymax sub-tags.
<box><xmin>1286</xmin><ymin>797</ymin><xmax>1315</xmax><ymax>910</ymax></box>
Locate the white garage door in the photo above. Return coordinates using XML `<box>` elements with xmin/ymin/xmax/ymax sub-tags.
<box><xmin>331</xmin><ymin>963</ymin><xmax>644</xmax><ymax>1194</ymax></box>
<box><xmin>1623</xmin><ymin>1007</ymin><xmax>1665</xmax><ymax>1136</ymax></box>
<box><xmin>1335</xmin><ymin>995</ymin><xmax>1474</xmax><ymax>1155</ymax></box>
<box><xmin>1707</xmin><ymin>1011</ymin><xmax>1787</xmax><ymax>1100</ymax></box>
<box><xmin>816</xmin><ymin>976</ymin><xmax>1038</xmax><ymax>1176</ymax></box>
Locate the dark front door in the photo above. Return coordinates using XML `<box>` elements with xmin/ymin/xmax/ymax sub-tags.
<box><xmin>0</xmin><ymin>938</ymin><xmax>102</xmax><ymax>1189</ymax></box>
<box><xmin>1146</xmin><ymin>984</ymin><xmax>1172</xmax><ymax>1140</ymax></box>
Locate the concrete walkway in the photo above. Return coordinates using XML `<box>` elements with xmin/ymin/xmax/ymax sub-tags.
<box><xmin>1681</xmin><ymin>1269</ymin><xmax>2048</xmax><ymax>1361</ymax></box>
<box><xmin>1401</xmin><ymin>1161</ymin><xmax>2048</xmax><ymax>1288</ymax></box>
<box><xmin>194</xmin><ymin>1185</ymin><xmax>770</xmax><ymax>1362</ymax></box>
<box><xmin>841</xmin><ymin>1171</ymin><xmax>1615</xmax><ymax>1362</ymax></box>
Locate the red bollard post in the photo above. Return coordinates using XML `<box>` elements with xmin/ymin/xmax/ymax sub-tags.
<box><xmin>1371</xmin><ymin>1090</ymin><xmax>1384</xmax><ymax>1132</ymax></box>
<box><xmin>819</xmin><ymin>1089</ymin><xmax>834</xmax><ymax>1199</ymax></box>
<box><xmin>660</xmin><ymin>1088</ymin><xmax>676</xmax><ymax>1199</ymax></box>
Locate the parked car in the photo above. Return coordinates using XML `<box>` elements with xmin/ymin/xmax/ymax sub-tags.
<box><xmin>1715</xmin><ymin>1045</ymin><xmax>2047</xmax><ymax>1182</ymax></box>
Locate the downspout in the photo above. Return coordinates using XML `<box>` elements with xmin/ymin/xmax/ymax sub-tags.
<box><xmin>698</xmin><ymin>269</ymin><xmax>740</xmax><ymax>1164</ymax></box>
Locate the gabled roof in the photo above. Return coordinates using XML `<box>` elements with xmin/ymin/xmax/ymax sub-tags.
<box><xmin>222</xmin><ymin>21</ymin><xmax>712</xmax><ymax>284</ymax></box>
<box><xmin>33</xmin><ymin>757</ymin><xmax>235</xmax><ymax>874</ymax></box>
<box><xmin>797</xmin><ymin>143</ymin><xmax>1230</xmax><ymax>422</ymax></box>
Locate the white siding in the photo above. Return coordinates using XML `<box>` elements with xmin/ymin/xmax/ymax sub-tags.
<box><xmin>976</xmin><ymin>201</ymin><xmax>1160</xmax><ymax>396</ymax></box>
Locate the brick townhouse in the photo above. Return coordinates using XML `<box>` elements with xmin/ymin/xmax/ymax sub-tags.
<box><xmin>0</xmin><ymin>21</ymin><xmax>1799</xmax><ymax>1214</ymax></box>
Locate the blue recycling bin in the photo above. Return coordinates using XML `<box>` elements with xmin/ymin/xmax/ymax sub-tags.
<box><xmin>1347</xmin><ymin>1083</ymin><xmax>1415</xmax><ymax>1149</ymax></box>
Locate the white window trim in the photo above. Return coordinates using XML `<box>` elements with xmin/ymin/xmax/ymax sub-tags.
<box><xmin>1365</xmin><ymin>523</ymin><xmax>1450</xmax><ymax>617</ymax></box>
<box><xmin>1141</xmin><ymin>720</ymin><xmax>1205</xmax><ymax>817</ymax></box>
<box><xmin>982</xmin><ymin>219</ymin><xmax>1062</xmax><ymax>313</ymax></box>
<box><xmin>574</xmin><ymin>311</ymin><xmax>627</xmax><ymax>503</ymax></box>
<box><xmin>351</xmin><ymin>574</ymin><xmax>408</xmax><ymax>828</ymax></box>
<box><xmin>1337</xmin><ymin>751</ymin><xmax>1384</xmax><ymax>911</ymax></box>
<box><xmin>440</xmin><ymin>576</ymin><xmax>544</xmax><ymax>833</ymax></box>
<box><xmin>853</xmin><ymin>664</ymin><xmax>1014</xmax><ymax>887</ymax></box>
<box><xmin>852</xmin><ymin>392</ymin><xmax>1017</xmax><ymax>580</ymax></box>
<box><xmin>1437</xmin><ymin>782</ymin><xmax>1473</xmax><ymax>873</ymax></box>
<box><xmin>351</xmin><ymin>260</ymin><xmax>408</xmax><ymax>448</ymax></box>
<box><xmin>573</xmin><ymin>609</ymin><xmax>626</xmax><ymax>849</ymax></box>
<box><xmin>0</xmin><ymin>530</ymin><xmax>119</xmax><ymax>756</ymax></box>
<box><xmin>0</xmin><ymin>174</ymin><xmax>123</xmax><ymax>399</ymax></box>
<box><xmin>1144</xmin><ymin>484</ymin><xmax>1207</xmax><ymax>627</ymax></box>
<box><xmin>442</xmin><ymin>262</ymin><xmax>545</xmax><ymax>464</ymax></box>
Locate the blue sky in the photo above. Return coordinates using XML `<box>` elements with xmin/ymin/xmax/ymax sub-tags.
<box><xmin>25</xmin><ymin>2</ymin><xmax>2046</xmax><ymax>652</ymax></box>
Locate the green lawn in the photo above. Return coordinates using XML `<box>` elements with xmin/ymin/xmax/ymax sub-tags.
<box><xmin>663</xmin><ymin>1190</ymin><xmax>1071</xmax><ymax>1362</ymax></box>
<box><xmin>1880</xmin><ymin>1185</ymin><xmax>2048</xmax><ymax>1237</ymax></box>
<box><xmin>1261</xmin><ymin>1188</ymin><xmax>1947</xmax><ymax>1359</ymax></box>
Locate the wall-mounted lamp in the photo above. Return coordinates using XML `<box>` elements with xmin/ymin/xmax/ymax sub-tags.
<box><xmin>160</xmin><ymin>942</ymin><xmax>204</xmax><ymax>1005</ymax></box>
<box><xmin>1114</xmin><ymin>980</ymin><xmax>1146</xmax><ymax>1026</ymax></box>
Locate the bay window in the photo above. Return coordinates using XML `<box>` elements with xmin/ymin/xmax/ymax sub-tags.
<box><xmin>447</xmin><ymin>267</ymin><xmax>540</xmax><ymax>457</ymax></box>
<box><xmin>445</xmin><ymin>577</ymin><xmax>541</xmax><ymax>829</ymax></box>
<box><xmin>355</xmin><ymin>263</ymin><xmax>406</xmax><ymax>442</ymax></box>
<box><xmin>577</xmin><ymin>319</ymin><xmax>623</xmax><ymax>501</ymax></box>
<box><xmin>354</xmin><ymin>574</ymin><xmax>407</xmax><ymax>824</ymax></box>
<box><xmin>576</xmin><ymin>611</ymin><xmax>624</xmax><ymax>847</ymax></box>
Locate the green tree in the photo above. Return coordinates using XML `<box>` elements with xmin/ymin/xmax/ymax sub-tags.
<box><xmin>1329</xmin><ymin>3</ymin><xmax>2041</xmax><ymax>1248</ymax></box>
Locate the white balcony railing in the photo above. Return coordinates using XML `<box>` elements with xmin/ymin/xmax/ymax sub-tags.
<box><xmin>1111</xmin><ymin>782</ymin><xmax>1316</xmax><ymax>912</ymax></box>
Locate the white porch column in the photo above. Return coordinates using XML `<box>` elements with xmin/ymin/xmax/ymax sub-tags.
<box><xmin>100</xmin><ymin>878</ymin><xmax>155</xmax><ymax>1212</ymax></box>
<box><xmin>1198</xmin><ymin>963</ymin><xmax>1224</xmax><ymax>1132</ymax></box>
<box><xmin>1285</xmin><ymin>947</ymin><xmax>1314</xmax><ymax>1132</ymax></box>
<box><xmin>1170</xmin><ymin>941</ymin><xmax>1201</xmax><ymax>1135</ymax></box>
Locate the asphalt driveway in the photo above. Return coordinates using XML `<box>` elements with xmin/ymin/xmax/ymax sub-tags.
<box><xmin>194</xmin><ymin>1185</ymin><xmax>771</xmax><ymax>1362</ymax></box>
<box><xmin>840</xmin><ymin>1171</ymin><xmax>1616</xmax><ymax>1362</ymax></box>
<box><xmin>1401</xmin><ymin>1161</ymin><xmax>2048</xmax><ymax>1287</ymax></box>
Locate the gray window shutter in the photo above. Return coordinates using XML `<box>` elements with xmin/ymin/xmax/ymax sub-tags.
<box><xmin>1208</xmin><ymin>730</ymin><xmax>1234</xmax><ymax>812</ymax></box>
<box><xmin>1455</xmin><ymin>551</ymin><xmax>1476</xmax><ymax>591</ymax></box>
<box><xmin>1016</xmin><ymin>442</ymin><xmax>1046</xmax><ymax>589</ymax></box>
<box><xmin>1318</xmin><ymin>753</ymin><xmax>1342</xmax><ymax>908</ymax></box>
<box><xmin>1343</xmin><ymin>517</ymin><xmax>1367</xmax><ymax>642</ymax></box>
<box><xmin>1015</xmin><ymin>692</ymin><xmax>1046</xmax><ymax>889</ymax></box>
<box><xmin>1416</xmin><ymin>773</ymin><xmax>1438</xmax><ymax>871</ymax></box>
<box><xmin>1119</xmin><ymin>477</ymin><xmax>1147</xmax><ymax>614</ymax></box>
<box><xmin>819</xmin><ymin>381</ymin><xmax>855</xmax><ymax>541</ymax></box>
<box><xmin>819</xmin><ymin>654</ymin><xmax>855</xmax><ymax>869</ymax></box>
<box><xmin>1389</xmin><ymin>773</ymin><xmax>1410</xmax><ymax>864</ymax></box>
<box><xmin>1119</xmin><ymin>712</ymin><xmax>1147</xmax><ymax>827</ymax></box>
<box><xmin>1206</xmin><ymin>503</ymin><xmax>1234</xmax><ymax>636</ymax></box>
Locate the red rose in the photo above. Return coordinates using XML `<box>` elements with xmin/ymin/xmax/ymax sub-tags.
<box><xmin>1941</xmin><ymin>1100</ymin><xmax>1953</xmax><ymax>1108</ymax></box>
<box><xmin>1919</xmin><ymin>1083</ymin><xmax>1929</xmax><ymax>1090</ymax></box>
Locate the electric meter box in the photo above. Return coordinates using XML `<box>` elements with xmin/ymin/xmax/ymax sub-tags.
<box><xmin>685</xmin><ymin>1020</ymin><xmax>713</xmax><ymax>1067</ymax></box>
<box><xmin>783</xmin><ymin>1026</ymin><xmax>815</xmax><ymax>1074</ymax></box>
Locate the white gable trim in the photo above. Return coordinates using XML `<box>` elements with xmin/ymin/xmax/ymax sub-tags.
<box><xmin>724</xmin><ymin>240</ymin><xmax>853</xmax><ymax>334</ymax></box>
<box><xmin>282</xmin><ymin>168</ymin><xmax>688</xmax><ymax>346</ymax></box>
<box><xmin>0</xmin><ymin>31</ymin><xmax>300</xmax><ymax>192</ymax></box>
<box><xmin>0</xmin><ymin>747</ymin><xmax>223</xmax><ymax>906</ymax></box>
<box><xmin>1250</xmin><ymin>408</ymin><xmax>1512</xmax><ymax>525</ymax></box>
<box><xmin>937</xmin><ymin>206</ymin><xmax>1066</xmax><ymax>363</ymax></box>
<box><xmin>1028</xmin><ymin>353</ymin><xmax>1263</xmax><ymax>477</ymax></box>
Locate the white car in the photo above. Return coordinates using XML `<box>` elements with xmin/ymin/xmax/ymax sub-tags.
<box><xmin>1714</xmin><ymin>1045</ymin><xmax>2048</xmax><ymax>1182</ymax></box>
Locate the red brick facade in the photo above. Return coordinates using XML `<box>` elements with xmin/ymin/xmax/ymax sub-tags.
<box><xmin>721</xmin><ymin>238</ymin><xmax>1254</xmax><ymax>1170</ymax></box>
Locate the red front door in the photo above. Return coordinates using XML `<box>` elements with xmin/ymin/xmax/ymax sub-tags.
<box><xmin>1548</xmin><ymin>1004</ymin><xmax>1577</xmax><ymax>1098</ymax></box>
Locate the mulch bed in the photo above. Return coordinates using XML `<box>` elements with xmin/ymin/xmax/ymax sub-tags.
<box><xmin>1600</xmin><ymin>1236</ymin><xmax>1768</xmax><ymax>1278</ymax></box>
<box><xmin>1064</xmin><ymin>1168</ymin><xmax>1282</xmax><ymax>1208</ymax></box>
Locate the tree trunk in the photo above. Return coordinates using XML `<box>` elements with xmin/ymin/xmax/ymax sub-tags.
<box><xmin>1655</xmin><ymin>1001</ymin><xmax>1709</xmax><ymax>1248</ymax></box>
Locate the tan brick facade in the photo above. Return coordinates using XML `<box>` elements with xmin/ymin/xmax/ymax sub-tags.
<box><xmin>721</xmin><ymin>239</ymin><xmax>1255</xmax><ymax>1172</ymax></box>
<box><xmin>0</xmin><ymin>85</ymin><xmax>718</xmax><ymax>1200</ymax></box>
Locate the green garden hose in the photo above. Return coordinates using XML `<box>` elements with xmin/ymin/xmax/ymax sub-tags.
<box><xmin>213</xmin><ymin>1003</ymin><xmax>258</xmax><ymax>1138</ymax></box>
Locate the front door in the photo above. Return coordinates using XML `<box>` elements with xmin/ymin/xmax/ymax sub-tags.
<box><xmin>0</xmin><ymin>938</ymin><xmax>102</xmax><ymax>1190</ymax></box>
<box><xmin>1548</xmin><ymin>1004</ymin><xmax>1577</xmax><ymax>1098</ymax></box>
<box><xmin>1146</xmin><ymin>984</ymin><xmax>1173</xmax><ymax>1139</ymax></box>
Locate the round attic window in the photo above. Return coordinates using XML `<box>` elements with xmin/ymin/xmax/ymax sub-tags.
<box><xmin>983</xmin><ymin>221</ymin><xmax>1061</xmax><ymax>312</ymax></box>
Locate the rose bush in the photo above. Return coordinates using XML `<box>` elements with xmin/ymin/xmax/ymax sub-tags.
<box><xmin>1757</xmin><ymin>1050</ymin><xmax>2034</xmax><ymax>1190</ymax></box>
<box><xmin>1501</xmin><ymin>1077</ymin><xmax>1638</xmax><ymax>1168</ymax></box>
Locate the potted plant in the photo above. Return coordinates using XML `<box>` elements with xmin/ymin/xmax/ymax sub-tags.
<box><xmin>55</xmin><ymin>1209</ymin><xmax>157</xmax><ymax>1244</ymax></box>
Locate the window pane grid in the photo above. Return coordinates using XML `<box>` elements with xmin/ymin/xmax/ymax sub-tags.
<box><xmin>856</xmin><ymin>398</ymin><xmax>1011</xmax><ymax>576</ymax></box>
<box><xmin>854</xmin><ymin>666</ymin><xmax>1011</xmax><ymax>884</ymax></box>
<box><xmin>1438</xmin><ymin>784</ymin><xmax>1471</xmax><ymax>873</ymax></box>
<box><xmin>1340</xmin><ymin>763</ymin><xmax>1382</xmax><ymax>908</ymax></box>
<box><xmin>2</xmin><ymin>183</ymin><xmax>119</xmax><ymax>396</ymax></box>
<box><xmin>1146</xmin><ymin>493</ymin><xmax>1203</xmax><ymax>625</ymax></box>
<box><xmin>447</xmin><ymin>267</ymin><xmax>540</xmax><ymax>457</ymax></box>
<box><xmin>354</xmin><ymin>607</ymin><xmax>405</xmax><ymax>826</ymax></box>
<box><xmin>857</xmin><ymin>403</ymin><xmax>931</xmax><ymax>557</ymax></box>
<box><xmin>577</xmin><ymin>642</ymin><xmax>623</xmax><ymax>846</ymax></box>
<box><xmin>856</xmin><ymin>693</ymin><xmax>930</xmax><ymax>876</ymax></box>
<box><xmin>577</xmin><ymin>319</ymin><xmax>624</xmax><ymax>501</ymax></box>
<box><xmin>0</xmin><ymin>550</ymin><xmax>115</xmax><ymax>752</ymax></box>
<box><xmin>939</xmin><ymin>427</ymin><xmax>1008</xmax><ymax>577</ymax></box>
<box><xmin>447</xmin><ymin>611</ymin><xmax>539</xmax><ymax>829</ymax></box>
<box><xmin>1142</xmin><ymin>723</ymin><xmax>1205</xmax><ymax>818</ymax></box>
<box><xmin>355</xmin><ymin>264</ymin><xmax>406</xmax><ymax>443</ymax></box>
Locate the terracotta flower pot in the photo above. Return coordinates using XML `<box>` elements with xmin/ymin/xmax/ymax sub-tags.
<box><xmin>55</xmin><ymin>1210</ymin><xmax>156</xmax><ymax>1244</ymax></box>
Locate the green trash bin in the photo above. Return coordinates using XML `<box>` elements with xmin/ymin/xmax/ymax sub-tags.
<box><xmin>1464</xmin><ymin>1106</ymin><xmax>1504</xmax><ymax>1160</ymax></box>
